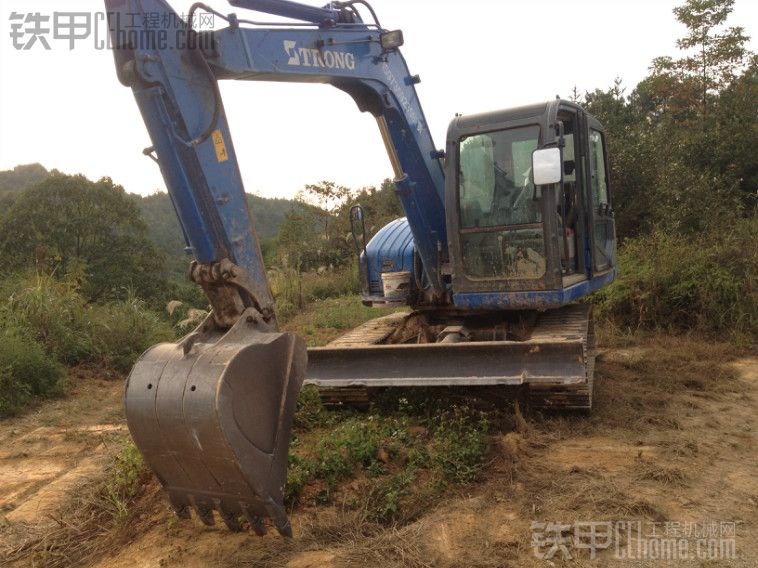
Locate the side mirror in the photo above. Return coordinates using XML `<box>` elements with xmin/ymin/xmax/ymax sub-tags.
<box><xmin>532</xmin><ymin>147</ymin><xmax>562</xmax><ymax>185</ymax></box>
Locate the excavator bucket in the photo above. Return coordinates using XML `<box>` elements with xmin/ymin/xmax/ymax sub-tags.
<box><xmin>125</xmin><ymin>309</ymin><xmax>306</xmax><ymax>536</ymax></box>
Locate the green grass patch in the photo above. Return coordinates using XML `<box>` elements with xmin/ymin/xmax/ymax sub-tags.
<box><xmin>282</xmin><ymin>296</ymin><xmax>406</xmax><ymax>347</ymax></box>
<box><xmin>104</xmin><ymin>441</ymin><xmax>147</xmax><ymax>523</ymax></box>
<box><xmin>286</xmin><ymin>386</ymin><xmax>491</xmax><ymax>524</ymax></box>
<box><xmin>270</xmin><ymin>266</ymin><xmax>360</xmax><ymax>321</ymax></box>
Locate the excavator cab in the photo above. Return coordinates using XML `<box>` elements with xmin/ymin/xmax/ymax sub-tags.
<box><xmin>310</xmin><ymin>101</ymin><xmax>615</xmax><ymax>409</ymax></box>
<box><xmin>356</xmin><ymin>100</ymin><xmax>616</xmax><ymax>309</ymax></box>
<box><xmin>445</xmin><ymin>100</ymin><xmax>617</xmax><ymax>308</ymax></box>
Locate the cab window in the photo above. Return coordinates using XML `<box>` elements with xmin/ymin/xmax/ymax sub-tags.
<box><xmin>458</xmin><ymin>126</ymin><xmax>541</xmax><ymax>229</ymax></box>
<box><xmin>589</xmin><ymin>129</ymin><xmax>609</xmax><ymax>207</ymax></box>
<box><xmin>457</xmin><ymin>125</ymin><xmax>546</xmax><ymax>280</ymax></box>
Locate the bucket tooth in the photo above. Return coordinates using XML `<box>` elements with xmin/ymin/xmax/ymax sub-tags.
<box><xmin>217</xmin><ymin>501</ymin><xmax>243</xmax><ymax>532</ymax></box>
<box><xmin>194</xmin><ymin>500</ymin><xmax>216</xmax><ymax>526</ymax></box>
<box><xmin>125</xmin><ymin>309</ymin><xmax>306</xmax><ymax>536</ymax></box>
<box><xmin>168</xmin><ymin>494</ymin><xmax>192</xmax><ymax>519</ymax></box>
<box><xmin>269</xmin><ymin>506</ymin><xmax>293</xmax><ymax>538</ymax></box>
<box><xmin>241</xmin><ymin>504</ymin><xmax>267</xmax><ymax>536</ymax></box>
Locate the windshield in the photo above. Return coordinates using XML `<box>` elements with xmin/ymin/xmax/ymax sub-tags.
<box><xmin>458</xmin><ymin>125</ymin><xmax>541</xmax><ymax>229</ymax></box>
<box><xmin>457</xmin><ymin>125</ymin><xmax>546</xmax><ymax>280</ymax></box>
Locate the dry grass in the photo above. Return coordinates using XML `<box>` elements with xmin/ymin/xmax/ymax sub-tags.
<box><xmin>2</xmin><ymin>480</ymin><xmax>118</xmax><ymax>567</ymax></box>
<box><xmin>633</xmin><ymin>461</ymin><xmax>689</xmax><ymax>487</ymax></box>
<box><xmin>0</xmin><ymin>442</ymin><xmax>148</xmax><ymax>568</ymax></box>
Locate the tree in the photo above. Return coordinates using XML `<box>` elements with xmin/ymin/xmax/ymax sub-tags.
<box><xmin>276</xmin><ymin>207</ymin><xmax>324</xmax><ymax>273</ymax></box>
<box><xmin>0</xmin><ymin>173</ymin><xmax>168</xmax><ymax>302</ymax></box>
<box><xmin>584</xmin><ymin>79</ymin><xmax>658</xmax><ymax>238</ymax></box>
<box><xmin>297</xmin><ymin>180</ymin><xmax>353</xmax><ymax>241</ymax></box>
<box><xmin>276</xmin><ymin>178</ymin><xmax>405</xmax><ymax>275</ymax></box>
<box><xmin>590</xmin><ymin>0</ymin><xmax>755</xmax><ymax>236</ymax></box>
<box><xmin>712</xmin><ymin>59</ymin><xmax>758</xmax><ymax>211</ymax></box>
<box><xmin>672</xmin><ymin>0</ymin><xmax>750</xmax><ymax>117</ymax></box>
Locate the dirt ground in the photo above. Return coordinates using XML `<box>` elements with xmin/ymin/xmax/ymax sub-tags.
<box><xmin>0</xmin><ymin>335</ymin><xmax>755</xmax><ymax>567</ymax></box>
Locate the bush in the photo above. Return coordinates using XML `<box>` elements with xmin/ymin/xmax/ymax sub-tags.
<box><xmin>0</xmin><ymin>328</ymin><xmax>65</xmax><ymax>416</ymax></box>
<box><xmin>304</xmin><ymin>266</ymin><xmax>359</xmax><ymax>300</ymax></box>
<box><xmin>0</xmin><ymin>273</ymin><xmax>174</xmax><ymax>374</ymax></box>
<box><xmin>0</xmin><ymin>273</ymin><xmax>94</xmax><ymax>363</ymax></box>
<box><xmin>595</xmin><ymin>219</ymin><xmax>757</xmax><ymax>338</ymax></box>
<box><xmin>90</xmin><ymin>297</ymin><xmax>173</xmax><ymax>372</ymax></box>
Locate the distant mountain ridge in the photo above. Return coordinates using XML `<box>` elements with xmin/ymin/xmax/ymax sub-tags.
<box><xmin>0</xmin><ymin>163</ymin><xmax>50</xmax><ymax>202</ymax></box>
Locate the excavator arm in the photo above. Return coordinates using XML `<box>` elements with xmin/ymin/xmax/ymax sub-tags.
<box><xmin>105</xmin><ymin>0</ymin><xmax>448</xmax><ymax>536</ymax></box>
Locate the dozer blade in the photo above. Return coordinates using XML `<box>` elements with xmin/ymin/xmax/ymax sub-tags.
<box><xmin>125</xmin><ymin>309</ymin><xmax>306</xmax><ymax>536</ymax></box>
<box><xmin>307</xmin><ymin>304</ymin><xmax>595</xmax><ymax>410</ymax></box>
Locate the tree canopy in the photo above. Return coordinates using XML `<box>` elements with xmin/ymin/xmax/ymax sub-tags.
<box><xmin>583</xmin><ymin>0</ymin><xmax>755</xmax><ymax>237</ymax></box>
<box><xmin>0</xmin><ymin>174</ymin><xmax>167</xmax><ymax>302</ymax></box>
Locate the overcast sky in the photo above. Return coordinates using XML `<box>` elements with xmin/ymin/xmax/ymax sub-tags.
<box><xmin>1</xmin><ymin>0</ymin><xmax>755</xmax><ymax>199</ymax></box>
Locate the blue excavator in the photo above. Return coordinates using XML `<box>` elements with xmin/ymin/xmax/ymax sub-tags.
<box><xmin>105</xmin><ymin>0</ymin><xmax>617</xmax><ymax>537</ymax></box>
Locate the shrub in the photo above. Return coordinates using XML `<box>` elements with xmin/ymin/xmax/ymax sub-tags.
<box><xmin>595</xmin><ymin>219</ymin><xmax>757</xmax><ymax>338</ymax></box>
<box><xmin>0</xmin><ymin>273</ymin><xmax>174</xmax><ymax>377</ymax></box>
<box><xmin>104</xmin><ymin>441</ymin><xmax>146</xmax><ymax>523</ymax></box>
<box><xmin>0</xmin><ymin>273</ymin><xmax>93</xmax><ymax>363</ymax></box>
<box><xmin>304</xmin><ymin>266</ymin><xmax>359</xmax><ymax>300</ymax></box>
<box><xmin>90</xmin><ymin>297</ymin><xmax>173</xmax><ymax>372</ymax></box>
<box><xmin>0</xmin><ymin>328</ymin><xmax>65</xmax><ymax>416</ymax></box>
<box><xmin>269</xmin><ymin>265</ymin><xmax>359</xmax><ymax>313</ymax></box>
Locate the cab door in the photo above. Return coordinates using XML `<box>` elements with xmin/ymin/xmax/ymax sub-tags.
<box><xmin>584</xmin><ymin>116</ymin><xmax>616</xmax><ymax>273</ymax></box>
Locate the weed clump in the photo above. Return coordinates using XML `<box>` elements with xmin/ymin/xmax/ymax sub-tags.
<box><xmin>427</xmin><ymin>409</ymin><xmax>490</xmax><ymax>484</ymax></box>
<box><xmin>286</xmin><ymin>388</ymin><xmax>491</xmax><ymax>525</ymax></box>
<box><xmin>594</xmin><ymin>219</ymin><xmax>757</xmax><ymax>338</ymax></box>
<box><xmin>0</xmin><ymin>328</ymin><xmax>65</xmax><ymax>416</ymax></box>
<box><xmin>104</xmin><ymin>441</ymin><xmax>147</xmax><ymax>523</ymax></box>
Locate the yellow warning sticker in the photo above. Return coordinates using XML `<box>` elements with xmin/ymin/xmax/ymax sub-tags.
<box><xmin>212</xmin><ymin>129</ymin><xmax>229</xmax><ymax>162</ymax></box>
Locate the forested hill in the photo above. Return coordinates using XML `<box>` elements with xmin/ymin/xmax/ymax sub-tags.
<box><xmin>0</xmin><ymin>164</ymin><xmax>49</xmax><ymax>206</ymax></box>
<box><xmin>135</xmin><ymin>191</ymin><xmax>296</xmax><ymax>242</ymax></box>
<box><xmin>134</xmin><ymin>191</ymin><xmax>299</xmax><ymax>277</ymax></box>
<box><xmin>0</xmin><ymin>164</ymin><xmax>299</xmax><ymax>277</ymax></box>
